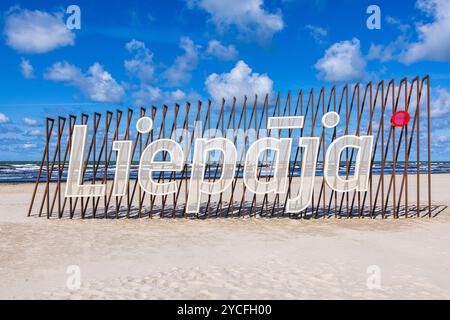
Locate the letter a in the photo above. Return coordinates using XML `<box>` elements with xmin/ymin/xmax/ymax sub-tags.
<box><xmin>66</xmin><ymin>5</ymin><xmax>81</xmax><ymax>30</ymax></box>
<box><xmin>324</xmin><ymin>135</ymin><xmax>374</xmax><ymax>192</ymax></box>
<box><xmin>366</xmin><ymin>5</ymin><xmax>381</xmax><ymax>30</ymax></box>
<box><xmin>243</xmin><ymin>137</ymin><xmax>292</xmax><ymax>194</ymax></box>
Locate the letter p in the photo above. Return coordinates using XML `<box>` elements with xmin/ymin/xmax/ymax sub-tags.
<box><xmin>186</xmin><ymin>138</ymin><xmax>237</xmax><ymax>213</ymax></box>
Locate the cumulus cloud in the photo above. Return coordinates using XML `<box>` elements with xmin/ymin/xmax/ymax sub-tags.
<box><xmin>368</xmin><ymin>32</ymin><xmax>414</xmax><ymax>64</ymax></box>
<box><xmin>385</xmin><ymin>16</ymin><xmax>410</xmax><ymax>33</ymax></box>
<box><xmin>22</xmin><ymin>117</ymin><xmax>38</xmax><ymax>126</ymax></box>
<box><xmin>305</xmin><ymin>25</ymin><xmax>328</xmax><ymax>44</ymax></box>
<box><xmin>315</xmin><ymin>38</ymin><xmax>367</xmax><ymax>82</ymax></box>
<box><xmin>26</xmin><ymin>128</ymin><xmax>43</xmax><ymax>136</ymax></box>
<box><xmin>369</xmin><ymin>1</ymin><xmax>450</xmax><ymax>64</ymax></box>
<box><xmin>20</xmin><ymin>58</ymin><xmax>34</xmax><ymax>79</ymax></box>
<box><xmin>401</xmin><ymin>0</ymin><xmax>450</xmax><ymax>63</ymax></box>
<box><xmin>431</xmin><ymin>134</ymin><xmax>450</xmax><ymax>150</ymax></box>
<box><xmin>0</xmin><ymin>113</ymin><xmax>10</xmax><ymax>123</ymax></box>
<box><xmin>4</xmin><ymin>8</ymin><xmax>75</xmax><ymax>53</ymax></box>
<box><xmin>368</xmin><ymin>43</ymin><xmax>395</xmax><ymax>63</ymax></box>
<box><xmin>44</xmin><ymin>61</ymin><xmax>80</xmax><ymax>81</ymax></box>
<box><xmin>383</xmin><ymin>85</ymin><xmax>450</xmax><ymax>123</ymax></box>
<box><xmin>131</xmin><ymin>85</ymin><xmax>198</xmax><ymax>106</ymax></box>
<box><xmin>430</xmin><ymin>87</ymin><xmax>450</xmax><ymax>118</ymax></box>
<box><xmin>123</xmin><ymin>37</ymin><xmax>201</xmax><ymax>106</ymax></box>
<box><xmin>124</xmin><ymin>39</ymin><xmax>156</xmax><ymax>83</ymax></box>
<box><xmin>188</xmin><ymin>0</ymin><xmax>283</xmax><ymax>43</ymax></box>
<box><xmin>206</xmin><ymin>40</ymin><xmax>238</xmax><ymax>61</ymax></box>
<box><xmin>426</xmin><ymin>87</ymin><xmax>450</xmax><ymax>150</ymax></box>
<box><xmin>132</xmin><ymin>86</ymin><xmax>163</xmax><ymax>105</ymax></box>
<box><xmin>45</xmin><ymin>61</ymin><xmax>125</xmax><ymax>103</ymax></box>
<box><xmin>205</xmin><ymin>60</ymin><xmax>273</xmax><ymax>102</ymax></box>
<box><xmin>163</xmin><ymin>37</ymin><xmax>200</xmax><ymax>86</ymax></box>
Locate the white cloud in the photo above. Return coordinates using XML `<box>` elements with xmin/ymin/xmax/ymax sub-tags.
<box><xmin>367</xmin><ymin>36</ymin><xmax>408</xmax><ymax>63</ymax></box>
<box><xmin>124</xmin><ymin>39</ymin><xmax>155</xmax><ymax>83</ymax></box>
<box><xmin>315</xmin><ymin>38</ymin><xmax>367</xmax><ymax>82</ymax></box>
<box><xmin>383</xmin><ymin>85</ymin><xmax>450</xmax><ymax>122</ymax></box>
<box><xmin>26</xmin><ymin>128</ymin><xmax>43</xmax><ymax>136</ymax></box>
<box><xmin>188</xmin><ymin>0</ymin><xmax>283</xmax><ymax>43</ymax></box>
<box><xmin>372</xmin><ymin>1</ymin><xmax>450</xmax><ymax>64</ymax></box>
<box><xmin>171</xmin><ymin>89</ymin><xmax>190</xmax><ymax>101</ymax></box>
<box><xmin>45</xmin><ymin>61</ymin><xmax>125</xmax><ymax>103</ymax></box>
<box><xmin>44</xmin><ymin>61</ymin><xmax>81</xmax><ymax>81</ymax></box>
<box><xmin>4</xmin><ymin>8</ymin><xmax>75</xmax><ymax>53</ymax></box>
<box><xmin>22</xmin><ymin>117</ymin><xmax>38</xmax><ymax>126</ymax></box>
<box><xmin>131</xmin><ymin>85</ymin><xmax>198</xmax><ymax>106</ymax></box>
<box><xmin>0</xmin><ymin>113</ymin><xmax>10</xmax><ymax>123</ymax></box>
<box><xmin>431</xmin><ymin>134</ymin><xmax>450</xmax><ymax>152</ymax></box>
<box><xmin>305</xmin><ymin>25</ymin><xmax>328</xmax><ymax>44</ymax></box>
<box><xmin>385</xmin><ymin>16</ymin><xmax>410</xmax><ymax>33</ymax></box>
<box><xmin>163</xmin><ymin>37</ymin><xmax>200</xmax><ymax>86</ymax></box>
<box><xmin>368</xmin><ymin>43</ymin><xmax>393</xmax><ymax>62</ymax></box>
<box><xmin>22</xmin><ymin>143</ymin><xmax>36</xmax><ymax>149</ymax></box>
<box><xmin>20</xmin><ymin>58</ymin><xmax>34</xmax><ymax>79</ymax></box>
<box><xmin>401</xmin><ymin>0</ymin><xmax>450</xmax><ymax>63</ymax></box>
<box><xmin>430</xmin><ymin>87</ymin><xmax>450</xmax><ymax>118</ymax></box>
<box><xmin>132</xmin><ymin>86</ymin><xmax>162</xmax><ymax>106</ymax></box>
<box><xmin>206</xmin><ymin>40</ymin><xmax>238</xmax><ymax>60</ymax></box>
<box><xmin>205</xmin><ymin>60</ymin><xmax>273</xmax><ymax>102</ymax></box>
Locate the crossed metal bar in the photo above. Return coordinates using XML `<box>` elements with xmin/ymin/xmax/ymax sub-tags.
<box><xmin>28</xmin><ymin>77</ymin><xmax>433</xmax><ymax>219</ymax></box>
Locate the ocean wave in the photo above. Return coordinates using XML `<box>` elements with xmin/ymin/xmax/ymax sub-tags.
<box><xmin>0</xmin><ymin>161</ymin><xmax>449</xmax><ymax>183</ymax></box>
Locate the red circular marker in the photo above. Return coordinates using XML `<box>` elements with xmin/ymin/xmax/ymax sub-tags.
<box><xmin>391</xmin><ymin>110</ymin><xmax>410</xmax><ymax>127</ymax></box>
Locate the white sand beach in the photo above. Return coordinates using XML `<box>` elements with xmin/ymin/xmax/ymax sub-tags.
<box><xmin>1</xmin><ymin>174</ymin><xmax>450</xmax><ymax>299</ymax></box>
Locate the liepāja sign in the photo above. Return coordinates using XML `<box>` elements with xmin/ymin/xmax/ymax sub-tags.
<box><xmin>28</xmin><ymin>78</ymin><xmax>433</xmax><ymax>219</ymax></box>
<box><xmin>66</xmin><ymin>112</ymin><xmax>373</xmax><ymax>214</ymax></box>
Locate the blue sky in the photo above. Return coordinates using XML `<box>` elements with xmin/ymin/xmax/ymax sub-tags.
<box><xmin>1</xmin><ymin>0</ymin><xmax>450</xmax><ymax>160</ymax></box>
